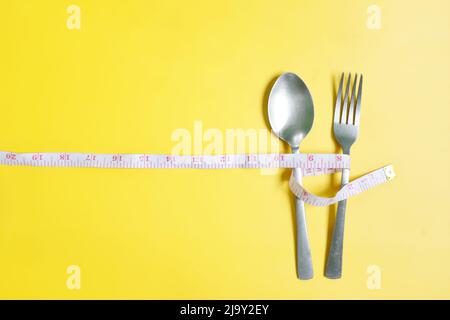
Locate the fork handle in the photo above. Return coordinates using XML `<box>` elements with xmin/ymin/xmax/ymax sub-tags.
<box><xmin>293</xmin><ymin>167</ymin><xmax>314</xmax><ymax>280</ymax></box>
<box><xmin>325</xmin><ymin>167</ymin><xmax>350</xmax><ymax>279</ymax></box>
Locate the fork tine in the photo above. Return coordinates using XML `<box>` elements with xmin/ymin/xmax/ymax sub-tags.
<box><xmin>341</xmin><ymin>73</ymin><xmax>351</xmax><ymax>124</ymax></box>
<box><xmin>333</xmin><ymin>73</ymin><xmax>344</xmax><ymax>123</ymax></box>
<box><xmin>347</xmin><ymin>73</ymin><xmax>357</xmax><ymax>124</ymax></box>
<box><xmin>354</xmin><ymin>74</ymin><xmax>363</xmax><ymax>126</ymax></box>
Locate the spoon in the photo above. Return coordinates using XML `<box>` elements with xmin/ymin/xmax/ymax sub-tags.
<box><xmin>268</xmin><ymin>72</ymin><xmax>314</xmax><ymax>279</ymax></box>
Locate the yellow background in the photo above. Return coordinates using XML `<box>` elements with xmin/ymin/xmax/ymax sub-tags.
<box><xmin>0</xmin><ymin>0</ymin><xmax>449</xmax><ymax>299</ymax></box>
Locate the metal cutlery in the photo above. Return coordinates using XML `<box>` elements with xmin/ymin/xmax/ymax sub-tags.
<box><xmin>325</xmin><ymin>72</ymin><xmax>363</xmax><ymax>279</ymax></box>
<box><xmin>268</xmin><ymin>73</ymin><xmax>315</xmax><ymax>279</ymax></box>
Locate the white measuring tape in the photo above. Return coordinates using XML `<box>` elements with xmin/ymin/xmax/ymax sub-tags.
<box><xmin>0</xmin><ymin>150</ymin><xmax>395</xmax><ymax>206</ymax></box>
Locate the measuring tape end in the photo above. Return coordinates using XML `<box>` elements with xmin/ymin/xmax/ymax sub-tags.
<box><xmin>383</xmin><ymin>165</ymin><xmax>396</xmax><ymax>181</ymax></box>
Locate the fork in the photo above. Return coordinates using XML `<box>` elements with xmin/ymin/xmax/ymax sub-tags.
<box><xmin>325</xmin><ymin>73</ymin><xmax>363</xmax><ymax>279</ymax></box>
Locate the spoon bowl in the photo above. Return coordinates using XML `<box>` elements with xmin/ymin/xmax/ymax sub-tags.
<box><xmin>268</xmin><ymin>73</ymin><xmax>314</xmax><ymax>149</ymax></box>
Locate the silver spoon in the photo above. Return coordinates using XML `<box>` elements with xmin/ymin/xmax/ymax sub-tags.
<box><xmin>268</xmin><ymin>72</ymin><xmax>314</xmax><ymax>279</ymax></box>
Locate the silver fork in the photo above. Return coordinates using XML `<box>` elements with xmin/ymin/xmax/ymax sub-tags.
<box><xmin>325</xmin><ymin>73</ymin><xmax>363</xmax><ymax>279</ymax></box>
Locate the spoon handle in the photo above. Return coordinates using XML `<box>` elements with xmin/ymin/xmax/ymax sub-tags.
<box><xmin>325</xmin><ymin>168</ymin><xmax>350</xmax><ymax>279</ymax></box>
<box><xmin>293</xmin><ymin>167</ymin><xmax>314</xmax><ymax>280</ymax></box>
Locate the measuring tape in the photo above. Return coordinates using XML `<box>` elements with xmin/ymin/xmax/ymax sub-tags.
<box><xmin>289</xmin><ymin>165</ymin><xmax>395</xmax><ymax>206</ymax></box>
<box><xmin>0</xmin><ymin>150</ymin><xmax>395</xmax><ymax>206</ymax></box>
